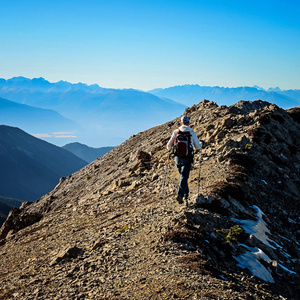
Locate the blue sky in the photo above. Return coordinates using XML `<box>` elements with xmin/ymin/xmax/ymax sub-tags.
<box><xmin>0</xmin><ymin>0</ymin><xmax>299</xmax><ymax>90</ymax></box>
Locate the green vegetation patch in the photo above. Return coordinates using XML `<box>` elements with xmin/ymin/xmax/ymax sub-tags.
<box><xmin>119</xmin><ymin>224</ymin><xmax>129</xmax><ymax>233</ymax></box>
<box><xmin>216</xmin><ymin>225</ymin><xmax>246</xmax><ymax>244</ymax></box>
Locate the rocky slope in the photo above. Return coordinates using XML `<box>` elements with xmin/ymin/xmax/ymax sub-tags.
<box><xmin>0</xmin><ymin>100</ymin><xmax>299</xmax><ymax>299</ymax></box>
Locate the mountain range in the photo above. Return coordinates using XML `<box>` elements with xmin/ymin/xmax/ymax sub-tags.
<box><xmin>1</xmin><ymin>77</ymin><xmax>299</xmax><ymax>148</ymax></box>
<box><xmin>0</xmin><ymin>77</ymin><xmax>186</xmax><ymax>147</ymax></box>
<box><xmin>149</xmin><ymin>85</ymin><xmax>300</xmax><ymax>108</ymax></box>
<box><xmin>0</xmin><ymin>125</ymin><xmax>87</xmax><ymax>202</ymax></box>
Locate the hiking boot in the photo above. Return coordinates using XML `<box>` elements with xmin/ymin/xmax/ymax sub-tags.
<box><xmin>176</xmin><ymin>194</ymin><xmax>183</xmax><ymax>204</ymax></box>
<box><xmin>183</xmin><ymin>195</ymin><xmax>189</xmax><ymax>206</ymax></box>
<box><xmin>185</xmin><ymin>198</ymin><xmax>189</xmax><ymax>207</ymax></box>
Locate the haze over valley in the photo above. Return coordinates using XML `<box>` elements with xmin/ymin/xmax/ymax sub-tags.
<box><xmin>1</xmin><ymin>77</ymin><xmax>299</xmax><ymax>148</ymax></box>
<box><xmin>0</xmin><ymin>77</ymin><xmax>185</xmax><ymax>147</ymax></box>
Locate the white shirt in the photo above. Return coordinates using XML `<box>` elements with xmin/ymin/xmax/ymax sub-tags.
<box><xmin>167</xmin><ymin>125</ymin><xmax>202</xmax><ymax>150</ymax></box>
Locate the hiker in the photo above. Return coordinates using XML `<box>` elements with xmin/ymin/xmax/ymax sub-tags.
<box><xmin>167</xmin><ymin>115</ymin><xmax>202</xmax><ymax>204</ymax></box>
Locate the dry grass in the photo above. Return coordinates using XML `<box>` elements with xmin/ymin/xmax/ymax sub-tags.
<box><xmin>163</xmin><ymin>228</ymin><xmax>203</xmax><ymax>245</ymax></box>
<box><xmin>177</xmin><ymin>253</ymin><xmax>222</xmax><ymax>277</ymax></box>
<box><xmin>208</xmin><ymin>181</ymin><xmax>245</xmax><ymax>203</ymax></box>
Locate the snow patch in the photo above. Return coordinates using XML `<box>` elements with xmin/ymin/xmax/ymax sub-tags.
<box><xmin>233</xmin><ymin>205</ymin><xmax>297</xmax><ymax>282</ymax></box>
<box><xmin>233</xmin><ymin>205</ymin><xmax>275</xmax><ymax>249</ymax></box>
<box><xmin>278</xmin><ymin>263</ymin><xmax>297</xmax><ymax>275</ymax></box>
<box><xmin>236</xmin><ymin>244</ymin><xmax>274</xmax><ymax>282</ymax></box>
<box><xmin>288</xmin><ymin>218</ymin><xmax>297</xmax><ymax>224</ymax></box>
<box><xmin>235</xmin><ymin>251</ymin><xmax>274</xmax><ymax>283</ymax></box>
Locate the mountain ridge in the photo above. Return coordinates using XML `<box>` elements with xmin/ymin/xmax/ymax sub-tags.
<box><xmin>0</xmin><ymin>77</ymin><xmax>104</xmax><ymax>93</ymax></box>
<box><xmin>149</xmin><ymin>85</ymin><xmax>300</xmax><ymax>109</ymax></box>
<box><xmin>62</xmin><ymin>142</ymin><xmax>114</xmax><ymax>163</ymax></box>
<box><xmin>0</xmin><ymin>100</ymin><xmax>299</xmax><ymax>299</ymax></box>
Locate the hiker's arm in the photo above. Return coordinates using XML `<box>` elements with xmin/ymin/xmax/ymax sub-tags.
<box><xmin>166</xmin><ymin>130</ymin><xmax>177</xmax><ymax>150</ymax></box>
<box><xmin>192</xmin><ymin>132</ymin><xmax>202</xmax><ymax>150</ymax></box>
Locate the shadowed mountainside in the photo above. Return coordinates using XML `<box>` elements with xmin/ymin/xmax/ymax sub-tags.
<box><xmin>0</xmin><ymin>125</ymin><xmax>88</xmax><ymax>201</ymax></box>
<box><xmin>0</xmin><ymin>100</ymin><xmax>299</xmax><ymax>299</ymax></box>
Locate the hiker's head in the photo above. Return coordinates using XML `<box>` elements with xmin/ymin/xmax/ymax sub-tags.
<box><xmin>181</xmin><ymin>115</ymin><xmax>190</xmax><ymax>125</ymax></box>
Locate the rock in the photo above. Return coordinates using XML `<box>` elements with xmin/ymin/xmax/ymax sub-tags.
<box><xmin>229</xmin><ymin>100</ymin><xmax>271</xmax><ymax>116</ymax></box>
<box><xmin>50</xmin><ymin>246</ymin><xmax>83</xmax><ymax>266</ymax></box>
<box><xmin>0</xmin><ymin>208</ymin><xmax>43</xmax><ymax>240</ymax></box>
<box><xmin>118</xmin><ymin>179</ymin><xmax>131</xmax><ymax>188</ymax></box>
<box><xmin>92</xmin><ymin>239</ymin><xmax>107</xmax><ymax>250</ymax></box>
<box><xmin>151</xmin><ymin>173</ymin><xmax>159</xmax><ymax>181</ymax></box>
<box><xmin>227</xmin><ymin>197</ymin><xmax>250</xmax><ymax>216</ymax></box>
<box><xmin>196</xmin><ymin>194</ymin><xmax>214</xmax><ymax>205</ymax></box>
<box><xmin>222</xmin><ymin>116</ymin><xmax>237</xmax><ymax>129</ymax></box>
<box><xmin>219</xmin><ymin>198</ymin><xmax>230</xmax><ymax>209</ymax></box>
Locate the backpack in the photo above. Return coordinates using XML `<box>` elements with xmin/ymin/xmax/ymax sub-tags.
<box><xmin>173</xmin><ymin>130</ymin><xmax>193</xmax><ymax>157</ymax></box>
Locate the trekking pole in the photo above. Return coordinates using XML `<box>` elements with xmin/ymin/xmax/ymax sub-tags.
<box><xmin>160</xmin><ymin>152</ymin><xmax>171</xmax><ymax>198</ymax></box>
<box><xmin>197</xmin><ymin>149</ymin><xmax>202</xmax><ymax>197</ymax></box>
